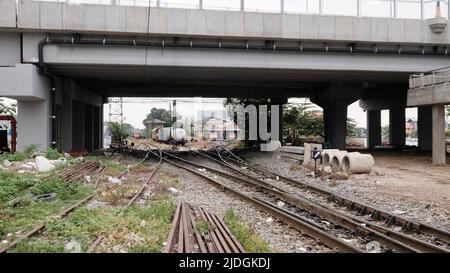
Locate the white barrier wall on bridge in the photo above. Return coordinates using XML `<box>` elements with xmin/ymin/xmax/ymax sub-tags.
<box><xmin>5</xmin><ymin>1</ymin><xmax>450</xmax><ymax>45</ymax></box>
<box><xmin>0</xmin><ymin>0</ymin><xmax>16</xmax><ymax>28</ymax></box>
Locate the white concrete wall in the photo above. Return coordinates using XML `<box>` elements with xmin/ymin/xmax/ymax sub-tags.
<box><xmin>17</xmin><ymin>98</ymin><xmax>51</xmax><ymax>152</ymax></box>
<box><xmin>6</xmin><ymin>1</ymin><xmax>450</xmax><ymax>45</ymax></box>
<box><xmin>0</xmin><ymin>0</ymin><xmax>16</xmax><ymax>28</ymax></box>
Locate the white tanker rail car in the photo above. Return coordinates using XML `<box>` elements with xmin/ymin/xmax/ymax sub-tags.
<box><xmin>152</xmin><ymin>127</ymin><xmax>187</xmax><ymax>145</ymax></box>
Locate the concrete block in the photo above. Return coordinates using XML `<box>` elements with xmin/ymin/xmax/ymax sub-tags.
<box><xmin>354</xmin><ymin>17</ymin><xmax>371</xmax><ymax>41</ymax></box>
<box><xmin>18</xmin><ymin>1</ymin><xmax>40</xmax><ymax>29</ymax></box>
<box><xmin>263</xmin><ymin>14</ymin><xmax>282</xmax><ymax>38</ymax></box>
<box><xmin>280</xmin><ymin>146</ymin><xmax>305</xmax><ymax>154</ymax></box>
<box><xmin>370</xmin><ymin>18</ymin><xmax>388</xmax><ymax>42</ymax></box>
<box><xmin>22</xmin><ymin>33</ymin><xmax>46</xmax><ymax>63</ymax></box>
<box><xmin>166</xmin><ymin>9</ymin><xmax>188</xmax><ymax>34</ymax></box>
<box><xmin>281</xmin><ymin>14</ymin><xmax>300</xmax><ymax>39</ymax></box>
<box><xmin>422</xmin><ymin>20</ymin><xmax>449</xmax><ymax>44</ymax></box>
<box><xmin>387</xmin><ymin>19</ymin><xmax>405</xmax><ymax>43</ymax></box>
<box><xmin>83</xmin><ymin>5</ymin><xmax>106</xmax><ymax>31</ymax></box>
<box><xmin>403</xmin><ymin>19</ymin><xmax>421</xmax><ymax>43</ymax></box>
<box><xmin>0</xmin><ymin>0</ymin><xmax>17</xmax><ymax>28</ymax></box>
<box><xmin>126</xmin><ymin>6</ymin><xmax>149</xmax><ymax>33</ymax></box>
<box><xmin>63</xmin><ymin>4</ymin><xmax>84</xmax><ymax>31</ymax></box>
<box><xmin>105</xmin><ymin>5</ymin><xmax>127</xmax><ymax>32</ymax></box>
<box><xmin>187</xmin><ymin>9</ymin><xmax>206</xmax><ymax>35</ymax></box>
<box><xmin>0</xmin><ymin>33</ymin><xmax>20</xmax><ymax>66</ymax></box>
<box><xmin>407</xmin><ymin>87</ymin><xmax>434</xmax><ymax>106</ymax></box>
<box><xmin>206</xmin><ymin>10</ymin><xmax>226</xmax><ymax>36</ymax></box>
<box><xmin>225</xmin><ymin>12</ymin><xmax>245</xmax><ymax>37</ymax></box>
<box><xmin>244</xmin><ymin>13</ymin><xmax>263</xmax><ymax>37</ymax></box>
<box><xmin>300</xmin><ymin>15</ymin><xmax>319</xmax><ymax>39</ymax></box>
<box><xmin>433</xmin><ymin>84</ymin><xmax>450</xmax><ymax>104</ymax></box>
<box><xmin>303</xmin><ymin>143</ymin><xmax>323</xmax><ymax>167</ymax></box>
<box><xmin>335</xmin><ymin>16</ymin><xmax>354</xmax><ymax>41</ymax></box>
<box><xmin>149</xmin><ymin>8</ymin><xmax>166</xmax><ymax>34</ymax></box>
<box><xmin>0</xmin><ymin>64</ymin><xmax>49</xmax><ymax>100</ymax></box>
<box><xmin>318</xmin><ymin>16</ymin><xmax>336</xmax><ymax>40</ymax></box>
<box><xmin>39</xmin><ymin>2</ymin><xmax>63</xmax><ymax>30</ymax></box>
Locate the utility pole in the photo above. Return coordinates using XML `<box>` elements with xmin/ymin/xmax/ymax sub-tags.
<box><xmin>108</xmin><ymin>97</ymin><xmax>124</xmax><ymax>143</ymax></box>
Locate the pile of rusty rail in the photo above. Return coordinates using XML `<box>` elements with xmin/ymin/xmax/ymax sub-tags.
<box><xmin>56</xmin><ymin>161</ymin><xmax>102</xmax><ymax>183</ymax></box>
<box><xmin>164</xmin><ymin>202</ymin><xmax>246</xmax><ymax>253</ymax></box>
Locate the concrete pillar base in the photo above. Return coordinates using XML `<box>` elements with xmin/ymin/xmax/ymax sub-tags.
<box><xmin>432</xmin><ymin>104</ymin><xmax>446</xmax><ymax>165</ymax></box>
<box><xmin>418</xmin><ymin>106</ymin><xmax>432</xmax><ymax>151</ymax></box>
<box><xmin>389</xmin><ymin>108</ymin><xmax>406</xmax><ymax>148</ymax></box>
<box><xmin>323</xmin><ymin>102</ymin><xmax>348</xmax><ymax>150</ymax></box>
<box><xmin>17</xmin><ymin>99</ymin><xmax>50</xmax><ymax>152</ymax></box>
<box><xmin>367</xmin><ymin>110</ymin><xmax>381</xmax><ymax>149</ymax></box>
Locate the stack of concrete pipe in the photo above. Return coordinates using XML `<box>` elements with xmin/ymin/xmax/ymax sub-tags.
<box><xmin>322</xmin><ymin>149</ymin><xmax>374</xmax><ymax>174</ymax></box>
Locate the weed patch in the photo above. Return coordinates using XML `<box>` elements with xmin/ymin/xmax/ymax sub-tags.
<box><xmin>223</xmin><ymin>208</ymin><xmax>271</xmax><ymax>253</ymax></box>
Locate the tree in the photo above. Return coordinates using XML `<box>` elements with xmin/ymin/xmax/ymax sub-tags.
<box><xmin>143</xmin><ymin>108</ymin><xmax>172</xmax><ymax>127</ymax></box>
<box><xmin>0</xmin><ymin>98</ymin><xmax>16</xmax><ymax>116</ymax></box>
<box><xmin>346</xmin><ymin>117</ymin><xmax>357</xmax><ymax>137</ymax></box>
<box><xmin>283</xmin><ymin>103</ymin><xmax>324</xmax><ymax>139</ymax></box>
<box><xmin>107</xmin><ymin>122</ymin><xmax>132</xmax><ymax>144</ymax></box>
<box><xmin>446</xmin><ymin>105</ymin><xmax>450</xmax><ymax>117</ymax></box>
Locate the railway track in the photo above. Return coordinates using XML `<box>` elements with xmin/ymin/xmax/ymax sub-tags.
<box><xmin>200</xmin><ymin>147</ymin><xmax>450</xmax><ymax>253</ymax></box>
<box><xmin>145</xmin><ymin>148</ymin><xmax>362</xmax><ymax>253</ymax></box>
<box><xmin>1</xmin><ymin>151</ymin><xmax>160</xmax><ymax>253</ymax></box>
<box><xmin>137</xmin><ymin>146</ymin><xmax>450</xmax><ymax>253</ymax></box>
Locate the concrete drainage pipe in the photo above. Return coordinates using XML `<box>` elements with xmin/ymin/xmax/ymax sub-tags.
<box><xmin>342</xmin><ymin>152</ymin><xmax>374</xmax><ymax>174</ymax></box>
<box><xmin>322</xmin><ymin>149</ymin><xmax>340</xmax><ymax>166</ymax></box>
<box><xmin>330</xmin><ymin>151</ymin><xmax>349</xmax><ymax>172</ymax></box>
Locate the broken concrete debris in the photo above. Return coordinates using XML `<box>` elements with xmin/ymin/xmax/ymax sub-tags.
<box><xmin>35</xmin><ymin>156</ymin><xmax>56</xmax><ymax>172</ymax></box>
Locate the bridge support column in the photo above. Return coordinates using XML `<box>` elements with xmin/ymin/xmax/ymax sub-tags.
<box><xmin>367</xmin><ymin>110</ymin><xmax>381</xmax><ymax>149</ymax></box>
<box><xmin>16</xmin><ymin>99</ymin><xmax>51</xmax><ymax>151</ymax></box>
<box><xmin>418</xmin><ymin>106</ymin><xmax>432</xmax><ymax>151</ymax></box>
<box><xmin>389</xmin><ymin>108</ymin><xmax>405</xmax><ymax>148</ymax></box>
<box><xmin>323</xmin><ymin>102</ymin><xmax>348</xmax><ymax>150</ymax></box>
<box><xmin>432</xmin><ymin>104</ymin><xmax>446</xmax><ymax>165</ymax></box>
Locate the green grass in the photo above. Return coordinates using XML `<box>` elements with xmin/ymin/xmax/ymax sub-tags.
<box><xmin>0</xmin><ymin>172</ymin><xmax>35</xmax><ymax>204</ymax></box>
<box><xmin>0</xmin><ymin>144</ymin><xmax>40</xmax><ymax>162</ymax></box>
<box><xmin>223</xmin><ymin>208</ymin><xmax>272</xmax><ymax>253</ymax></box>
<box><xmin>45</xmin><ymin>148</ymin><xmax>63</xmax><ymax>160</ymax></box>
<box><xmin>101</xmin><ymin>159</ymin><xmax>127</xmax><ymax>172</ymax></box>
<box><xmin>8</xmin><ymin>199</ymin><xmax>176</xmax><ymax>253</ymax></box>
<box><xmin>0</xmin><ymin>158</ymin><xmax>177</xmax><ymax>253</ymax></box>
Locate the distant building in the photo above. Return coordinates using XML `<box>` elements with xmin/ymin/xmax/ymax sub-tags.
<box><xmin>200</xmin><ymin>117</ymin><xmax>238</xmax><ymax>140</ymax></box>
<box><xmin>406</xmin><ymin>118</ymin><xmax>418</xmax><ymax>137</ymax></box>
<box><xmin>144</xmin><ymin>118</ymin><xmax>165</xmax><ymax>137</ymax></box>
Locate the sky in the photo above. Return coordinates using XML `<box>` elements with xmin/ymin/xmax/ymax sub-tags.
<box><xmin>102</xmin><ymin>97</ymin><xmax>420</xmax><ymax>129</ymax></box>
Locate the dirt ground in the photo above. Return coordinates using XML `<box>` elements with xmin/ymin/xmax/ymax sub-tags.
<box><xmin>365</xmin><ymin>152</ymin><xmax>450</xmax><ymax>211</ymax></box>
<box><xmin>244</xmin><ymin>150</ymin><xmax>450</xmax><ymax>231</ymax></box>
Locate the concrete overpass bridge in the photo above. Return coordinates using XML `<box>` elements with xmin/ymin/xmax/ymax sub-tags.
<box><xmin>1</xmin><ymin>0</ymin><xmax>449</xmax><ymax>160</ymax></box>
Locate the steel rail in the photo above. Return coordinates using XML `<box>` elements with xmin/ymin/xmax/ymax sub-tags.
<box><xmin>145</xmin><ymin>150</ymin><xmax>362</xmax><ymax>253</ymax></box>
<box><xmin>210</xmin><ymin>148</ymin><xmax>450</xmax><ymax>247</ymax></box>
<box><xmin>161</xmin><ymin>150</ymin><xmax>444</xmax><ymax>253</ymax></box>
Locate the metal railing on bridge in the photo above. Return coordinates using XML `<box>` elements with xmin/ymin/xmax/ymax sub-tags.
<box><xmin>410</xmin><ymin>66</ymin><xmax>450</xmax><ymax>89</ymax></box>
<box><xmin>18</xmin><ymin>0</ymin><xmax>450</xmax><ymax>20</ymax></box>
